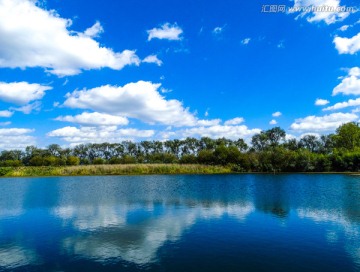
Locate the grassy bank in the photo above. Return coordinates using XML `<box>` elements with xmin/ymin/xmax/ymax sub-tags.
<box><xmin>0</xmin><ymin>164</ymin><xmax>233</xmax><ymax>177</ymax></box>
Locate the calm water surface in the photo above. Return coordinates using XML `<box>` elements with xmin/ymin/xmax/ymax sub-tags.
<box><xmin>0</xmin><ymin>174</ymin><xmax>359</xmax><ymax>271</ymax></box>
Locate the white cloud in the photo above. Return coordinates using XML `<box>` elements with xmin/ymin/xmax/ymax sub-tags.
<box><xmin>171</xmin><ymin>125</ymin><xmax>261</xmax><ymax>141</ymax></box>
<box><xmin>142</xmin><ymin>55</ymin><xmax>163</xmax><ymax>66</ymax></box>
<box><xmin>63</xmin><ymin>81</ymin><xmax>200</xmax><ymax>127</ymax></box>
<box><xmin>334</xmin><ymin>33</ymin><xmax>360</xmax><ymax>54</ymax></box>
<box><xmin>0</xmin><ymin>128</ymin><xmax>35</xmax><ymax>149</ymax></box>
<box><xmin>289</xmin><ymin>0</ymin><xmax>351</xmax><ymax>25</ymax></box>
<box><xmin>338</xmin><ymin>25</ymin><xmax>350</xmax><ymax>31</ymax></box>
<box><xmin>315</xmin><ymin>98</ymin><xmax>330</xmax><ymax>106</ymax></box>
<box><xmin>83</xmin><ymin>21</ymin><xmax>104</xmax><ymax>38</ymax></box>
<box><xmin>0</xmin><ymin>128</ymin><xmax>32</xmax><ymax>136</ymax></box>
<box><xmin>47</xmin><ymin>126</ymin><xmax>154</xmax><ymax>144</ymax></box>
<box><xmin>147</xmin><ymin>23</ymin><xmax>183</xmax><ymax>41</ymax></box>
<box><xmin>299</xmin><ymin>132</ymin><xmax>321</xmax><ymax>139</ymax></box>
<box><xmin>332</xmin><ymin>67</ymin><xmax>360</xmax><ymax>95</ymax></box>
<box><xmin>212</xmin><ymin>26</ymin><xmax>224</xmax><ymax>35</ymax></box>
<box><xmin>269</xmin><ymin>119</ymin><xmax>277</xmax><ymax>125</ymax></box>
<box><xmin>0</xmin><ymin>110</ymin><xmax>13</xmax><ymax>117</ymax></box>
<box><xmin>0</xmin><ymin>0</ymin><xmax>140</xmax><ymax>76</ymax></box>
<box><xmin>323</xmin><ymin>98</ymin><xmax>360</xmax><ymax>111</ymax></box>
<box><xmin>272</xmin><ymin>111</ymin><xmax>282</xmax><ymax>117</ymax></box>
<box><xmin>241</xmin><ymin>38</ymin><xmax>251</xmax><ymax>45</ymax></box>
<box><xmin>224</xmin><ymin>117</ymin><xmax>244</xmax><ymax>126</ymax></box>
<box><xmin>290</xmin><ymin>112</ymin><xmax>358</xmax><ymax>132</ymax></box>
<box><xmin>55</xmin><ymin>112</ymin><xmax>129</xmax><ymax>126</ymax></box>
<box><xmin>160</xmin><ymin>88</ymin><xmax>172</xmax><ymax>94</ymax></box>
<box><xmin>285</xmin><ymin>133</ymin><xmax>297</xmax><ymax>140</ymax></box>
<box><xmin>10</xmin><ymin>101</ymin><xmax>42</xmax><ymax>114</ymax></box>
<box><xmin>0</xmin><ymin>82</ymin><xmax>51</xmax><ymax>105</ymax></box>
<box><xmin>196</xmin><ymin>119</ymin><xmax>222</xmax><ymax>126</ymax></box>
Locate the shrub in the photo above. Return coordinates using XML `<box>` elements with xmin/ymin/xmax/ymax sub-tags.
<box><xmin>0</xmin><ymin>167</ymin><xmax>11</xmax><ymax>176</ymax></box>
<box><xmin>43</xmin><ymin>156</ymin><xmax>61</xmax><ymax>166</ymax></box>
<box><xmin>66</xmin><ymin>156</ymin><xmax>80</xmax><ymax>166</ymax></box>
<box><xmin>92</xmin><ymin>158</ymin><xmax>105</xmax><ymax>165</ymax></box>
<box><xmin>1</xmin><ymin>160</ymin><xmax>22</xmax><ymax>167</ymax></box>
<box><xmin>108</xmin><ymin>157</ymin><xmax>122</xmax><ymax>164</ymax></box>
<box><xmin>121</xmin><ymin>155</ymin><xmax>137</xmax><ymax>164</ymax></box>
<box><xmin>179</xmin><ymin>154</ymin><xmax>197</xmax><ymax>164</ymax></box>
<box><xmin>29</xmin><ymin>156</ymin><xmax>44</xmax><ymax>166</ymax></box>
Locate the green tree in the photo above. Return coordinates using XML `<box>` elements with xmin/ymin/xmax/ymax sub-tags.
<box><xmin>299</xmin><ymin>135</ymin><xmax>321</xmax><ymax>153</ymax></box>
<box><xmin>334</xmin><ymin>122</ymin><xmax>360</xmax><ymax>150</ymax></box>
<box><xmin>265</xmin><ymin>127</ymin><xmax>286</xmax><ymax>147</ymax></box>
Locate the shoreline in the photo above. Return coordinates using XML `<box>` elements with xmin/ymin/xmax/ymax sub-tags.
<box><xmin>0</xmin><ymin>164</ymin><xmax>358</xmax><ymax>178</ymax></box>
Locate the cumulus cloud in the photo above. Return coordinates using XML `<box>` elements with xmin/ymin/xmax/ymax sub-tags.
<box><xmin>83</xmin><ymin>21</ymin><xmax>104</xmax><ymax>38</ymax></box>
<box><xmin>163</xmin><ymin>125</ymin><xmax>261</xmax><ymax>141</ymax></box>
<box><xmin>196</xmin><ymin>119</ymin><xmax>222</xmax><ymax>126</ymax></box>
<box><xmin>0</xmin><ymin>110</ymin><xmax>13</xmax><ymax>117</ymax></box>
<box><xmin>315</xmin><ymin>98</ymin><xmax>330</xmax><ymax>106</ymax></box>
<box><xmin>290</xmin><ymin>112</ymin><xmax>358</xmax><ymax>132</ymax></box>
<box><xmin>0</xmin><ymin>0</ymin><xmax>140</xmax><ymax>76</ymax></box>
<box><xmin>224</xmin><ymin>117</ymin><xmax>244</xmax><ymax>126</ymax></box>
<box><xmin>269</xmin><ymin>119</ymin><xmax>277</xmax><ymax>125</ymax></box>
<box><xmin>0</xmin><ymin>128</ymin><xmax>32</xmax><ymax>136</ymax></box>
<box><xmin>55</xmin><ymin>112</ymin><xmax>129</xmax><ymax>126</ymax></box>
<box><xmin>332</xmin><ymin>67</ymin><xmax>360</xmax><ymax>95</ymax></box>
<box><xmin>142</xmin><ymin>55</ymin><xmax>163</xmax><ymax>66</ymax></box>
<box><xmin>147</xmin><ymin>23</ymin><xmax>183</xmax><ymax>41</ymax></box>
<box><xmin>0</xmin><ymin>128</ymin><xmax>35</xmax><ymax>149</ymax></box>
<box><xmin>0</xmin><ymin>82</ymin><xmax>51</xmax><ymax>105</ymax></box>
<box><xmin>272</xmin><ymin>111</ymin><xmax>282</xmax><ymax>117</ymax></box>
<box><xmin>323</xmin><ymin>98</ymin><xmax>360</xmax><ymax>111</ymax></box>
<box><xmin>289</xmin><ymin>0</ymin><xmax>351</xmax><ymax>25</ymax></box>
<box><xmin>63</xmin><ymin>81</ymin><xmax>202</xmax><ymax>127</ymax></box>
<box><xmin>334</xmin><ymin>33</ymin><xmax>360</xmax><ymax>54</ymax></box>
<box><xmin>47</xmin><ymin>126</ymin><xmax>154</xmax><ymax>144</ymax></box>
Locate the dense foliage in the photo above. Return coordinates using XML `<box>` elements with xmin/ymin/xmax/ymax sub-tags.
<box><xmin>2</xmin><ymin>122</ymin><xmax>360</xmax><ymax>172</ymax></box>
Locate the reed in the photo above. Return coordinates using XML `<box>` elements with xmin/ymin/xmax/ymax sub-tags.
<box><xmin>0</xmin><ymin>164</ymin><xmax>232</xmax><ymax>177</ymax></box>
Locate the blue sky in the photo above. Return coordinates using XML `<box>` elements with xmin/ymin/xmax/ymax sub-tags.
<box><xmin>0</xmin><ymin>0</ymin><xmax>360</xmax><ymax>149</ymax></box>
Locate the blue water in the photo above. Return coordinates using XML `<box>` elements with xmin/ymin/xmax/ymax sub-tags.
<box><xmin>0</xmin><ymin>174</ymin><xmax>359</xmax><ymax>271</ymax></box>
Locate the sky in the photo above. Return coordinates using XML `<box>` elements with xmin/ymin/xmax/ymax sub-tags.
<box><xmin>0</xmin><ymin>0</ymin><xmax>360</xmax><ymax>149</ymax></box>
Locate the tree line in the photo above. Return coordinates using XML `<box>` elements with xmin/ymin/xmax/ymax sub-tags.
<box><xmin>2</xmin><ymin>122</ymin><xmax>360</xmax><ymax>172</ymax></box>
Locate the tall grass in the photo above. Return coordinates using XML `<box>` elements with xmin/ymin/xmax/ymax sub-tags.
<box><xmin>0</xmin><ymin>164</ymin><xmax>232</xmax><ymax>177</ymax></box>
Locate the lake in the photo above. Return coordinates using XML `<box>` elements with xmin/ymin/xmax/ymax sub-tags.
<box><xmin>0</xmin><ymin>174</ymin><xmax>359</xmax><ymax>271</ymax></box>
